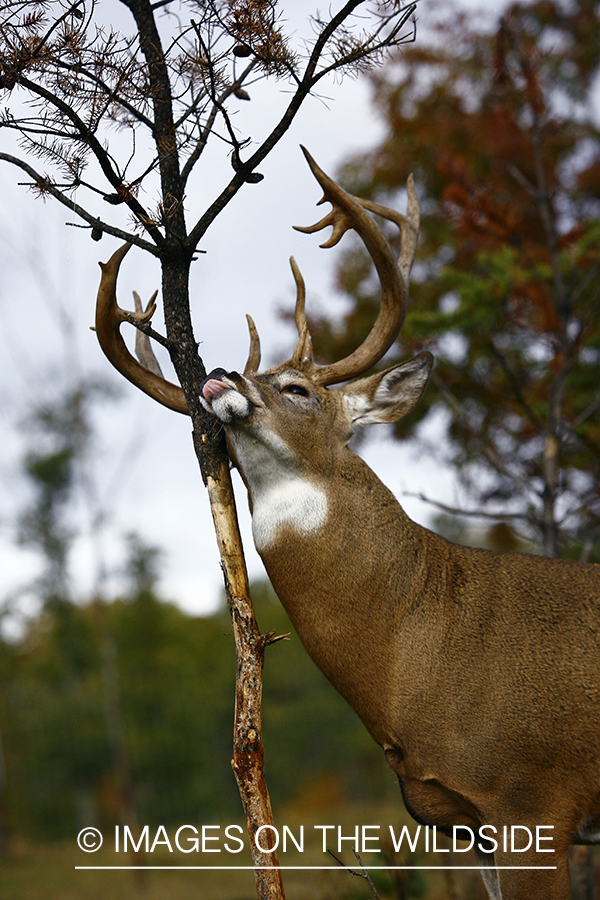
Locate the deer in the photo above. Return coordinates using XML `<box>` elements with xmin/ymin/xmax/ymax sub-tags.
<box><xmin>95</xmin><ymin>146</ymin><xmax>600</xmax><ymax>900</ymax></box>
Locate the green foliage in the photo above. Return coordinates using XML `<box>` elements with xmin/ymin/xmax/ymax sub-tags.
<box><xmin>0</xmin><ymin>580</ymin><xmax>389</xmax><ymax>840</ymax></box>
<box><xmin>315</xmin><ymin>0</ymin><xmax>600</xmax><ymax>560</ymax></box>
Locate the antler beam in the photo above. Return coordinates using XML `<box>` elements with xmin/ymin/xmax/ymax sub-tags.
<box><xmin>95</xmin><ymin>243</ymin><xmax>189</xmax><ymax>415</ymax></box>
<box><xmin>291</xmin><ymin>145</ymin><xmax>419</xmax><ymax>386</ymax></box>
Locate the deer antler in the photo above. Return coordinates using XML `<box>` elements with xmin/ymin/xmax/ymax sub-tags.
<box><xmin>97</xmin><ymin>150</ymin><xmax>418</xmax><ymax>402</ymax></box>
<box><xmin>95</xmin><ymin>243</ymin><xmax>189</xmax><ymax>414</ymax></box>
<box><xmin>289</xmin><ymin>255</ymin><xmax>314</xmax><ymax>369</ymax></box>
<box><xmin>243</xmin><ymin>254</ymin><xmax>311</xmax><ymax>374</ymax></box>
<box><xmin>243</xmin><ymin>314</ymin><xmax>261</xmax><ymax>375</ymax></box>
<box><xmin>290</xmin><ymin>145</ymin><xmax>419</xmax><ymax>386</ymax></box>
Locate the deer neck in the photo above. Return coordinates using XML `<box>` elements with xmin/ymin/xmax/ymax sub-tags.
<box><xmin>257</xmin><ymin>449</ymin><xmax>426</xmax><ymax>623</ymax></box>
<box><xmin>234</xmin><ymin>438</ymin><xmax>436</xmax><ymax>739</ymax></box>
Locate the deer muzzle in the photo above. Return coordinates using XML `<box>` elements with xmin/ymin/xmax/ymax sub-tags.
<box><xmin>200</xmin><ymin>369</ymin><xmax>253</xmax><ymax>424</ymax></box>
<box><xmin>201</xmin><ymin>367</ymin><xmax>244</xmax><ymax>401</ymax></box>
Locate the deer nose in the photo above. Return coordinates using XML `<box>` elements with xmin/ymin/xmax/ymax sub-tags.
<box><xmin>202</xmin><ymin>367</ymin><xmax>227</xmax><ymax>385</ymax></box>
<box><xmin>202</xmin><ymin>368</ymin><xmax>242</xmax><ymax>384</ymax></box>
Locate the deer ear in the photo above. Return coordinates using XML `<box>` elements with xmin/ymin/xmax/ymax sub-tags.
<box><xmin>342</xmin><ymin>352</ymin><xmax>433</xmax><ymax>426</ymax></box>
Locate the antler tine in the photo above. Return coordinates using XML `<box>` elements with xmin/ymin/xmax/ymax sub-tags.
<box><xmin>359</xmin><ymin>180</ymin><xmax>420</xmax><ymax>283</ymax></box>
<box><xmin>243</xmin><ymin>314</ymin><xmax>261</xmax><ymax>375</ymax></box>
<box><xmin>289</xmin><ymin>256</ymin><xmax>314</xmax><ymax>368</ymax></box>
<box><xmin>95</xmin><ymin>243</ymin><xmax>189</xmax><ymax>415</ymax></box>
<box><xmin>133</xmin><ymin>290</ymin><xmax>165</xmax><ymax>378</ymax></box>
<box><xmin>292</xmin><ymin>146</ymin><xmax>419</xmax><ymax>387</ymax></box>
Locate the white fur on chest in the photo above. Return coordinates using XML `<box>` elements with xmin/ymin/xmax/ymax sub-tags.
<box><xmin>251</xmin><ymin>476</ymin><xmax>328</xmax><ymax>551</ymax></box>
<box><xmin>227</xmin><ymin>427</ymin><xmax>328</xmax><ymax>551</ymax></box>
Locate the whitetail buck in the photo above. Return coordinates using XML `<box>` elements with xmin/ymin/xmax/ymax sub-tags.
<box><xmin>96</xmin><ymin>147</ymin><xmax>600</xmax><ymax>900</ymax></box>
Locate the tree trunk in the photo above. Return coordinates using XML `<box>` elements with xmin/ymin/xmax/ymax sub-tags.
<box><xmin>0</xmin><ymin>725</ymin><xmax>8</xmax><ymax>859</ymax></box>
<box><xmin>200</xmin><ymin>450</ymin><xmax>286</xmax><ymax>900</ymax></box>
<box><xmin>94</xmin><ymin>601</ymin><xmax>147</xmax><ymax>887</ymax></box>
<box><xmin>164</xmin><ymin>256</ymin><xmax>285</xmax><ymax>899</ymax></box>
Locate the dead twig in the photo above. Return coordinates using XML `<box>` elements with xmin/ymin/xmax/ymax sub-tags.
<box><xmin>328</xmin><ymin>846</ymin><xmax>382</xmax><ymax>899</ymax></box>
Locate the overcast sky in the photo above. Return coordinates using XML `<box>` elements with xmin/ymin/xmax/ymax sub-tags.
<box><xmin>0</xmin><ymin>0</ymin><xmax>503</xmax><ymax>626</ymax></box>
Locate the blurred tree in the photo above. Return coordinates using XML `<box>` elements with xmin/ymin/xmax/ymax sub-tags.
<box><xmin>16</xmin><ymin>379</ymin><xmax>116</xmax><ymax>604</ymax></box>
<box><xmin>4</xmin><ymin>378</ymin><xmax>385</xmax><ymax>839</ymax></box>
<box><xmin>313</xmin><ymin>0</ymin><xmax>600</xmax><ymax>561</ymax></box>
<box><xmin>1</xmin><ymin>380</ymin><xmax>120</xmax><ymax>838</ymax></box>
<box><xmin>0</xmin><ymin>577</ymin><xmax>391</xmax><ymax>840</ymax></box>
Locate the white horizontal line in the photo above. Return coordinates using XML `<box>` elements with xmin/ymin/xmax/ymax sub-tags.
<box><xmin>75</xmin><ymin>865</ymin><xmax>558</xmax><ymax>871</ymax></box>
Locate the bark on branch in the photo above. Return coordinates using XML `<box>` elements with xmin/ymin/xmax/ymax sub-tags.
<box><xmin>194</xmin><ymin>433</ymin><xmax>285</xmax><ymax>900</ymax></box>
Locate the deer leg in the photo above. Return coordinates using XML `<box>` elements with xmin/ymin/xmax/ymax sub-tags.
<box><xmin>473</xmin><ymin>834</ymin><xmax>570</xmax><ymax>900</ymax></box>
<box><xmin>475</xmin><ymin>855</ymin><xmax>570</xmax><ymax>900</ymax></box>
<box><xmin>474</xmin><ymin>841</ymin><xmax>505</xmax><ymax>899</ymax></box>
<box><xmin>480</xmin><ymin>860</ymin><xmax>502</xmax><ymax>900</ymax></box>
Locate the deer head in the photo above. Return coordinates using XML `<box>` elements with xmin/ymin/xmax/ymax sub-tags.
<box><xmin>95</xmin><ymin>147</ymin><xmax>433</xmax><ymax>549</ymax></box>
<box><xmin>96</xmin><ymin>146</ymin><xmax>432</xmax><ymax>549</ymax></box>
<box><xmin>198</xmin><ymin>148</ymin><xmax>432</xmax><ymax>551</ymax></box>
<box><xmin>95</xmin><ymin>145</ymin><xmax>432</xmax><ymax>493</ymax></box>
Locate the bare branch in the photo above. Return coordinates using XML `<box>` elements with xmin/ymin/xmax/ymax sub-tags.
<box><xmin>16</xmin><ymin>73</ymin><xmax>165</xmax><ymax>245</ymax></box>
<box><xmin>0</xmin><ymin>151</ymin><xmax>160</xmax><ymax>254</ymax></box>
<box><xmin>328</xmin><ymin>847</ymin><xmax>382</xmax><ymax>900</ymax></box>
<box><xmin>404</xmin><ymin>491</ymin><xmax>537</xmax><ymax>525</ymax></box>
<box><xmin>50</xmin><ymin>57</ymin><xmax>155</xmax><ymax>131</ymax></box>
<box><xmin>187</xmin><ymin>1</ymin><xmax>419</xmax><ymax>247</ymax></box>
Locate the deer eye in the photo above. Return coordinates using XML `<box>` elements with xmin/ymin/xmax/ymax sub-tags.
<box><xmin>281</xmin><ymin>383</ymin><xmax>309</xmax><ymax>398</ymax></box>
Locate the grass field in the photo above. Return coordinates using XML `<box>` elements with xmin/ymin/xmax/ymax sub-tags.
<box><xmin>3</xmin><ymin>802</ymin><xmax>598</xmax><ymax>900</ymax></box>
<box><xmin>2</xmin><ymin>838</ymin><xmax>484</xmax><ymax>900</ymax></box>
<box><xmin>0</xmin><ymin>801</ymin><xmax>477</xmax><ymax>900</ymax></box>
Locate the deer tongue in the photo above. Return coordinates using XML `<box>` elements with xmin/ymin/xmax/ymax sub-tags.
<box><xmin>202</xmin><ymin>378</ymin><xmax>231</xmax><ymax>403</ymax></box>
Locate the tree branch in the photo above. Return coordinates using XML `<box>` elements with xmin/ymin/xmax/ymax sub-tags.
<box><xmin>16</xmin><ymin>74</ymin><xmax>165</xmax><ymax>246</ymax></box>
<box><xmin>50</xmin><ymin>57</ymin><xmax>155</xmax><ymax>132</ymax></box>
<box><xmin>328</xmin><ymin>847</ymin><xmax>382</xmax><ymax>900</ymax></box>
<box><xmin>489</xmin><ymin>337</ymin><xmax>543</xmax><ymax>431</ymax></box>
<box><xmin>120</xmin><ymin>0</ymin><xmax>186</xmax><ymax>243</ymax></box>
<box><xmin>430</xmin><ymin>371</ymin><xmax>537</xmax><ymax>498</ymax></box>
<box><xmin>404</xmin><ymin>491</ymin><xmax>537</xmax><ymax>525</ymax></box>
<box><xmin>0</xmin><ymin>152</ymin><xmax>160</xmax><ymax>254</ymax></box>
<box><xmin>187</xmin><ymin>0</ymin><xmax>418</xmax><ymax>249</ymax></box>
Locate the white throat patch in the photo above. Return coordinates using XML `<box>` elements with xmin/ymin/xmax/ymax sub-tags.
<box><xmin>225</xmin><ymin>418</ymin><xmax>329</xmax><ymax>551</ymax></box>
<box><xmin>251</xmin><ymin>476</ymin><xmax>328</xmax><ymax>552</ymax></box>
<box><xmin>223</xmin><ymin>412</ymin><xmax>327</xmax><ymax>552</ymax></box>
